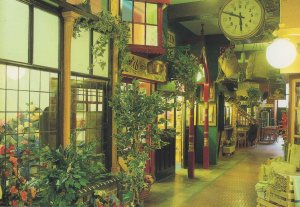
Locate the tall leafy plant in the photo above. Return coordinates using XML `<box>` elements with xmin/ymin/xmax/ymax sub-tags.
<box><xmin>167</xmin><ymin>48</ymin><xmax>200</xmax><ymax>178</ymax></box>
<box><xmin>110</xmin><ymin>80</ymin><xmax>174</xmax><ymax>205</ymax></box>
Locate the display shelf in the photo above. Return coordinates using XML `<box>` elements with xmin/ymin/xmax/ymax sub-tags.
<box><xmin>289</xmin><ymin>76</ymin><xmax>300</xmax><ymax>143</ymax></box>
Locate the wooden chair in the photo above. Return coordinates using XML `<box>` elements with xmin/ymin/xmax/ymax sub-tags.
<box><xmin>236</xmin><ymin>130</ymin><xmax>247</xmax><ymax>148</ymax></box>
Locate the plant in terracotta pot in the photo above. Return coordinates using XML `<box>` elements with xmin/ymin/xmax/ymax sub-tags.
<box><xmin>110</xmin><ymin>80</ymin><xmax>174</xmax><ymax>206</ymax></box>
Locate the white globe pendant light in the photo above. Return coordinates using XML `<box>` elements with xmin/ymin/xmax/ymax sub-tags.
<box><xmin>266</xmin><ymin>38</ymin><xmax>297</xmax><ymax>69</ymax></box>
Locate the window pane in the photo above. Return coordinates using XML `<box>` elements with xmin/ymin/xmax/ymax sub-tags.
<box><xmin>40</xmin><ymin>71</ymin><xmax>50</xmax><ymax>92</ymax></box>
<box><xmin>134</xmin><ymin>2</ymin><xmax>145</xmax><ymax>23</ymax></box>
<box><xmin>0</xmin><ymin>90</ymin><xmax>5</xmax><ymax>112</ymax></box>
<box><xmin>19</xmin><ymin>91</ymin><xmax>29</xmax><ymax>111</ymax></box>
<box><xmin>101</xmin><ymin>0</ymin><xmax>109</xmax><ymax>11</ymax></box>
<box><xmin>0</xmin><ymin>65</ymin><xmax>5</xmax><ymax>89</ymax></box>
<box><xmin>6</xmin><ymin>90</ymin><xmax>18</xmax><ymax>112</ymax></box>
<box><xmin>71</xmin><ymin>30</ymin><xmax>90</xmax><ymax>74</ymax></box>
<box><xmin>146</xmin><ymin>3</ymin><xmax>157</xmax><ymax>25</ymax></box>
<box><xmin>0</xmin><ymin>0</ymin><xmax>29</xmax><ymax>62</ymax></box>
<box><xmin>6</xmin><ymin>65</ymin><xmax>19</xmax><ymax>90</ymax></box>
<box><xmin>40</xmin><ymin>93</ymin><xmax>50</xmax><ymax>110</ymax></box>
<box><xmin>146</xmin><ymin>25</ymin><xmax>158</xmax><ymax>46</ymax></box>
<box><xmin>19</xmin><ymin>68</ymin><xmax>30</xmax><ymax>91</ymax></box>
<box><xmin>30</xmin><ymin>92</ymin><xmax>40</xmax><ymax>109</ymax></box>
<box><xmin>93</xmin><ymin>32</ymin><xmax>109</xmax><ymax>77</ymax></box>
<box><xmin>134</xmin><ymin>24</ymin><xmax>145</xmax><ymax>45</ymax></box>
<box><xmin>33</xmin><ymin>8</ymin><xmax>59</xmax><ymax>68</ymax></box>
<box><xmin>122</xmin><ymin>0</ymin><xmax>133</xmax><ymax>22</ymax></box>
<box><xmin>30</xmin><ymin>70</ymin><xmax>41</xmax><ymax>91</ymax></box>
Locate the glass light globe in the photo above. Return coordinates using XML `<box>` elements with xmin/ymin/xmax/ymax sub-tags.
<box><xmin>7</xmin><ymin>65</ymin><xmax>26</xmax><ymax>80</ymax></box>
<box><xmin>266</xmin><ymin>38</ymin><xmax>297</xmax><ymax>69</ymax></box>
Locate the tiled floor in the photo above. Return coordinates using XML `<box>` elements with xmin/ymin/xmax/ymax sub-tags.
<box><xmin>144</xmin><ymin>139</ymin><xmax>284</xmax><ymax>207</ymax></box>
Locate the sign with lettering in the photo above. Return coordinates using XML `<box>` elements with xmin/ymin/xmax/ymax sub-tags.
<box><xmin>167</xmin><ymin>31</ymin><xmax>176</xmax><ymax>47</ymax></box>
<box><xmin>123</xmin><ymin>54</ymin><xmax>167</xmax><ymax>82</ymax></box>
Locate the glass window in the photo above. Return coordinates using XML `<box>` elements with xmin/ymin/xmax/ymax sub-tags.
<box><xmin>33</xmin><ymin>8</ymin><xmax>59</xmax><ymax>68</ymax></box>
<box><xmin>134</xmin><ymin>2</ymin><xmax>145</xmax><ymax>23</ymax></box>
<box><xmin>0</xmin><ymin>64</ymin><xmax>59</xmax><ymax>184</ymax></box>
<box><xmin>71</xmin><ymin>30</ymin><xmax>90</xmax><ymax>74</ymax></box>
<box><xmin>146</xmin><ymin>3</ymin><xmax>157</xmax><ymax>25</ymax></box>
<box><xmin>121</xmin><ymin>0</ymin><xmax>159</xmax><ymax>47</ymax></box>
<box><xmin>146</xmin><ymin>25</ymin><xmax>158</xmax><ymax>46</ymax></box>
<box><xmin>71</xmin><ymin>76</ymin><xmax>107</xmax><ymax>154</ymax></box>
<box><xmin>122</xmin><ymin>0</ymin><xmax>133</xmax><ymax>21</ymax></box>
<box><xmin>0</xmin><ymin>0</ymin><xmax>29</xmax><ymax>62</ymax></box>
<box><xmin>134</xmin><ymin>24</ymin><xmax>145</xmax><ymax>45</ymax></box>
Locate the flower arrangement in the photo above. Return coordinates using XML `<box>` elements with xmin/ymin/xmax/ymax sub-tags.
<box><xmin>0</xmin><ymin>103</ymin><xmax>40</xmax><ymax>206</ymax></box>
<box><xmin>0</xmin><ymin>136</ymin><xmax>38</xmax><ymax>206</ymax></box>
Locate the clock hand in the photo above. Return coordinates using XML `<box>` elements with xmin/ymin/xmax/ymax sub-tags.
<box><xmin>239</xmin><ymin>12</ymin><xmax>243</xmax><ymax>32</ymax></box>
<box><xmin>223</xmin><ymin>11</ymin><xmax>245</xmax><ymax>18</ymax></box>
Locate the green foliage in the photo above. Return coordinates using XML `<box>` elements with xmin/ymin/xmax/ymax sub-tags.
<box><xmin>110</xmin><ymin>80</ymin><xmax>175</xmax><ymax>204</ymax></box>
<box><xmin>73</xmin><ymin>11</ymin><xmax>130</xmax><ymax>72</ymax></box>
<box><xmin>167</xmin><ymin>48</ymin><xmax>200</xmax><ymax>101</ymax></box>
<box><xmin>247</xmin><ymin>87</ymin><xmax>262</xmax><ymax>106</ymax></box>
<box><xmin>28</xmin><ymin>137</ymin><xmax>109</xmax><ymax>207</ymax></box>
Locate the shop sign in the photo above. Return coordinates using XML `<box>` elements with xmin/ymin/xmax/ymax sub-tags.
<box><xmin>167</xmin><ymin>31</ymin><xmax>176</xmax><ymax>60</ymax></box>
<box><xmin>167</xmin><ymin>31</ymin><xmax>176</xmax><ymax>47</ymax></box>
<box><xmin>260</xmin><ymin>103</ymin><xmax>274</xmax><ymax>108</ymax></box>
<box><xmin>123</xmin><ymin>54</ymin><xmax>167</xmax><ymax>82</ymax></box>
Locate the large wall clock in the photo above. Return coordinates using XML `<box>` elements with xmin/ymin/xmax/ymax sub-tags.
<box><xmin>219</xmin><ymin>0</ymin><xmax>265</xmax><ymax>41</ymax></box>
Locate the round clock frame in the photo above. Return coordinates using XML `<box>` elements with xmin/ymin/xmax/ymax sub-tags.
<box><xmin>218</xmin><ymin>0</ymin><xmax>265</xmax><ymax>41</ymax></box>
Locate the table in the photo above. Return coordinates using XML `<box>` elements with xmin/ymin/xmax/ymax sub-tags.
<box><xmin>236</xmin><ymin>129</ymin><xmax>248</xmax><ymax>147</ymax></box>
<box><xmin>261</xmin><ymin>126</ymin><xmax>279</xmax><ymax>144</ymax></box>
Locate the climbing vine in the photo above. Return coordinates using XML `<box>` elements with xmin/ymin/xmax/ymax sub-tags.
<box><xmin>73</xmin><ymin>11</ymin><xmax>131</xmax><ymax>72</ymax></box>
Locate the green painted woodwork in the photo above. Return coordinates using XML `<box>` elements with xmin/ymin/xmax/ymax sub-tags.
<box><xmin>195</xmin><ymin>125</ymin><xmax>218</xmax><ymax>165</ymax></box>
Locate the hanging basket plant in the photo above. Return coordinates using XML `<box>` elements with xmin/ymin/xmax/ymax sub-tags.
<box><xmin>73</xmin><ymin>11</ymin><xmax>131</xmax><ymax>72</ymax></box>
<box><xmin>246</xmin><ymin>87</ymin><xmax>262</xmax><ymax>106</ymax></box>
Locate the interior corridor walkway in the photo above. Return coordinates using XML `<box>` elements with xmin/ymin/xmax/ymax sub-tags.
<box><xmin>144</xmin><ymin>139</ymin><xmax>284</xmax><ymax>207</ymax></box>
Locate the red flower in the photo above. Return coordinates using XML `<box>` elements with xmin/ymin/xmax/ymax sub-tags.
<box><xmin>4</xmin><ymin>170</ymin><xmax>10</xmax><ymax>177</ymax></box>
<box><xmin>0</xmin><ymin>145</ymin><xmax>5</xmax><ymax>155</ymax></box>
<box><xmin>13</xmin><ymin>167</ymin><xmax>18</xmax><ymax>176</ymax></box>
<box><xmin>9</xmin><ymin>156</ymin><xmax>18</xmax><ymax>167</ymax></box>
<box><xmin>10</xmin><ymin>186</ymin><xmax>18</xmax><ymax>194</ymax></box>
<box><xmin>20</xmin><ymin>190</ymin><xmax>27</xmax><ymax>202</ymax></box>
<box><xmin>6</xmin><ymin>145</ymin><xmax>15</xmax><ymax>155</ymax></box>
<box><xmin>11</xmin><ymin>200</ymin><xmax>18</xmax><ymax>207</ymax></box>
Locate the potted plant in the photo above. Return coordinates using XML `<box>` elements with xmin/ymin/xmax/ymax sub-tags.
<box><xmin>110</xmin><ymin>80</ymin><xmax>174</xmax><ymax>206</ymax></box>
<box><xmin>27</xmin><ymin>135</ymin><xmax>110</xmax><ymax>207</ymax></box>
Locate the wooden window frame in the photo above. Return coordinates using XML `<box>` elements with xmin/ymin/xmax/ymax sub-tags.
<box><xmin>122</xmin><ymin>0</ymin><xmax>170</xmax><ymax>55</ymax></box>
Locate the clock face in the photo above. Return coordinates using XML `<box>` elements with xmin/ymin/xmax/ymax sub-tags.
<box><xmin>219</xmin><ymin>0</ymin><xmax>264</xmax><ymax>40</ymax></box>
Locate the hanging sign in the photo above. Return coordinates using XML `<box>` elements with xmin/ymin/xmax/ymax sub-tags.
<box><xmin>123</xmin><ymin>54</ymin><xmax>167</xmax><ymax>82</ymax></box>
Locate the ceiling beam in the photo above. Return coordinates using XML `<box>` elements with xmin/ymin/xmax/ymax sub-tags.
<box><xmin>168</xmin><ymin>1</ymin><xmax>220</xmax><ymax>23</ymax></box>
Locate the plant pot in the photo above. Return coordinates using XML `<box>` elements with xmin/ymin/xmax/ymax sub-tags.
<box><xmin>139</xmin><ymin>188</ymin><xmax>150</xmax><ymax>200</ymax></box>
